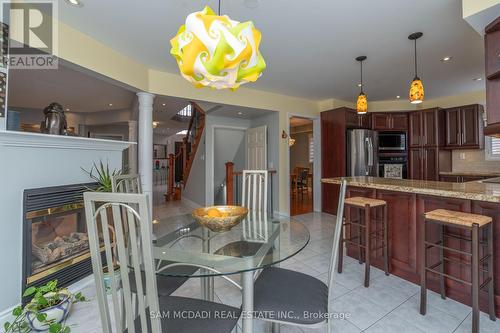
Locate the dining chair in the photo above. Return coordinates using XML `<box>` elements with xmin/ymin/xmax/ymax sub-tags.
<box><xmin>84</xmin><ymin>192</ymin><xmax>241</xmax><ymax>333</ymax></box>
<box><xmin>241</xmin><ymin>170</ymin><xmax>269</xmax><ymax>242</ymax></box>
<box><xmin>111</xmin><ymin>174</ymin><xmax>142</xmax><ymax>194</ymax></box>
<box><xmin>111</xmin><ymin>174</ymin><xmax>197</xmax><ymax>298</ymax></box>
<box><xmin>252</xmin><ymin>179</ymin><xmax>347</xmax><ymax>333</ymax></box>
<box><xmin>296</xmin><ymin>167</ymin><xmax>310</xmax><ymax>196</ymax></box>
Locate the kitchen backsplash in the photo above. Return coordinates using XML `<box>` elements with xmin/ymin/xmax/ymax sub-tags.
<box><xmin>452</xmin><ymin>149</ymin><xmax>500</xmax><ymax>173</ymax></box>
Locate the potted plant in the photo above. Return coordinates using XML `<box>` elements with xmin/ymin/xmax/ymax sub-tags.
<box><xmin>3</xmin><ymin>280</ymin><xmax>86</xmax><ymax>333</ymax></box>
<box><xmin>81</xmin><ymin>160</ymin><xmax>128</xmax><ymax>192</ymax></box>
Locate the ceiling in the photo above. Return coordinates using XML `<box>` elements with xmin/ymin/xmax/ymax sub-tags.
<box><xmin>58</xmin><ymin>0</ymin><xmax>486</xmax><ymax>102</ymax></box>
<box><xmin>8</xmin><ymin>65</ymin><xmax>136</xmax><ymax>112</ymax></box>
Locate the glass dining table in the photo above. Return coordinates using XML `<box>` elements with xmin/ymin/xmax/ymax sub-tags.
<box><xmin>151</xmin><ymin>213</ymin><xmax>310</xmax><ymax>333</ymax></box>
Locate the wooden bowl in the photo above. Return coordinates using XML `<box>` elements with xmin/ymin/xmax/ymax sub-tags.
<box><xmin>192</xmin><ymin>206</ymin><xmax>248</xmax><ymax>232</ymax></box>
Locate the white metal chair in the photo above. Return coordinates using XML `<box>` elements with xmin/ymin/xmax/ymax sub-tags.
<box><xmin>84</xmin><ymin>192</ymin><xmax>241</xmax><ymax>333</ymax></box>
<box><xmin>252</xmin><ymin>179</ymin><xmax>348</xmax><ymax>333</ymax></box>
<box><xmin>111</xmin><ymin>174</ymin><xmax>142</xmax><ymax>194</ymax></box>
<box><xmin>111</xmin><ymin>174</ymin><xmax>197</xmax><ymax>298</ymax></box>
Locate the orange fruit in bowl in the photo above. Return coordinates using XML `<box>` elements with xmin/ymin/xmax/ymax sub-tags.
<box><xmin>207</xmin><ymin>208</ymin><xmax>222</xmax><ymax>217</ymax></box>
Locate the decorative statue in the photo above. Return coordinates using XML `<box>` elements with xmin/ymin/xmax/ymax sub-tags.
<box><xmin>40</xmin><ymin>102</ymin><xmax>67</xmax><ymax>135</ymax></box>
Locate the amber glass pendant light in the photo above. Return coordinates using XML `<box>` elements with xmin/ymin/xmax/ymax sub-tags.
<box><xmin>356</xmin><ymin>56</ymin><xmax>367</xmax><ymax>114</ymax></box>
<box><xmin>408</xmin><ymin>32</ymin><xmax>424</xmax><ymax>104</ymax></box>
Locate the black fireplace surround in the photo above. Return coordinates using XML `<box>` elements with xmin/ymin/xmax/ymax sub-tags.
<box><xmin>22</xmin><ymin>182</ymin><xmax>97</xmax><ymax>302</ymax></box>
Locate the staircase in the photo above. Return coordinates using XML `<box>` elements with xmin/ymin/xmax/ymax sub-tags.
<box><xmin>165</xmin><ymin>102</ymin><xmax>205</xmax><ymax>201</ymax></box>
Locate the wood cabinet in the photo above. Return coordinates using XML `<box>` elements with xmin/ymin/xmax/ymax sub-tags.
<box><xmin>372</xmin><ymin>113</ymin><xmax>408</xmax><ymax>131</ymax></box>
<box><xmin>444</xmin><ymin>104</ymin><xmax>484</xmax><ymax>149</ymax></box>
<box><xmin>484</xmin><ymin>17</ymin><xmax>500</xmax><ymax>137</ymax></box>
<box><xmin>346</xmin><ymin>110</ymin><xmax>371</xmax><ymax>129</ymax></box>
<box><xmin>408</xmin><ymin>108</ymin><xmax>447</xmax><ymax>181</ymax></box>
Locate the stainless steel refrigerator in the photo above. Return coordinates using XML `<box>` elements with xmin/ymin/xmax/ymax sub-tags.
<box><xmin>346</xmin><ymin>129</ymin><xmax>378</xmax><ymax>176</ymax></box>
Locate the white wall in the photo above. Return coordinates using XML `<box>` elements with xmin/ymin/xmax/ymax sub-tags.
<box><xmin>182</xmin><ymin>131</ymin><xmax>207</xmax><ymax>206</ymax></box>
<box><xmin>0</xmin><ymin>132</ymin><xmax>128</xmax><ymax>315</ymax></box>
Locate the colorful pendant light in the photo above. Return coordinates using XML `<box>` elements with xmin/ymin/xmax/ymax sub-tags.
<box><xmin>408</xmin><ymin>32</ymin><xmax>424</xmax><ymax>104</ymax></box>
<box><xmin>356</xmin><ymin>56</ymin><xmax>367</xmax><ymax>114</ymax></box>
<box><xmin>170</xmin><ymin>3</ymin><xmax>266</xmax><ymax>90</ymax></box>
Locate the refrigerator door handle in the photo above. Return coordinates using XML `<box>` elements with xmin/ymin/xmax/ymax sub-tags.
<box><xmin>365</xmin><ymin>137</ymin><xmax>373</xmax><ymax>175</ymax></box>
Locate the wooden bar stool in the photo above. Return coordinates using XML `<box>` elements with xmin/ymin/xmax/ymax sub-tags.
<box><xmin>337</xmin><ymin>196</ymin><xmax>390</xmax><ymax>287</ymax></box>
<box><xmin>420</xmin><ymin>209</ymin><xmax>496</xmax><ymax>333</ymax></box>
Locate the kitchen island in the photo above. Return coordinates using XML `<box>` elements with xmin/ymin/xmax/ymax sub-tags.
<box><xmin>321</xmin><ymin>176</ymin><xmax>500</xmax><ymax>317</ymax></box>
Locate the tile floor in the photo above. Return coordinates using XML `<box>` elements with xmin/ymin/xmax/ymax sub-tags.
<box><xmin>66</xmin><ymin>211</ymin><xmax>500</xmax><ymax>333</ymax></box>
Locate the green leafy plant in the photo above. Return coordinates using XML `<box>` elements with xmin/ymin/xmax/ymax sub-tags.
<box><xmin>81</xmin><ymin>161</ymin><xmax>127</xmax><ymax>192</ymax></box>
<box><xmin>3</xmin><ymin>280</ymin><xmax>86</xmax><ymax>333</ymax></box>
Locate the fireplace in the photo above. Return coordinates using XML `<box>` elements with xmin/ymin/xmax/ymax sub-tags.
<box><xmin>22</xmin><ymin>183</ymin><xmax>97</xmax><ymax>301</ymax></box>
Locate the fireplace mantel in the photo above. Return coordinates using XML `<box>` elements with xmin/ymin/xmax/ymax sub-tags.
<box><xmin>0</xmin><ymin>130</ymin><xmax>135</xmax><ymax>151</ymax></box>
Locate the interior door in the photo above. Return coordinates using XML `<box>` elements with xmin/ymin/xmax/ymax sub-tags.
<box><xmin>246</xmin><ymin>125</ymin><xmax>267</xmax><ymax>170</ymax></box>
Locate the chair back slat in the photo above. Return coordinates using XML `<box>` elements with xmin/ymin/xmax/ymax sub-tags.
<box><xmin>241</xmin><ymin>170</ymin><xmax>268</xmax><ymax>242</ymax></box>
<box><xmin>84</xmin><ymin>192</ymin><xmax>161</xmax><ymax>333</ymax></box>
<box><xmin>112</xmin><ymin>174</ymin><xmax>142</xmax><ymax>194</ymax></box>
<box><xmin>327</xmin><ymin>179</ymin><xmax>347</xmax><ymax>293</ymax></box>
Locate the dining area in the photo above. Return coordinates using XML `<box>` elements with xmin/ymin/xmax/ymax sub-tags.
<box><xmin>77</xmin><ymin>173</ymin><xmax>346</xmax><ymax>333</ymax></box>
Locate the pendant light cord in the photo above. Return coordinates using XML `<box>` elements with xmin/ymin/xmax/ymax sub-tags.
<box><xmin>414</xmin><ymin>39</ymin><xmax>418</xmax><ymax>78</ymax></box>
<box><xmin>218</xmin><ymin>0</ymin><xmax>221</xmax><ymax>15</ymax></box>
<box><xmin>360</xmin><ymin>60</ymin><xmax>363</xmax><ymax>93</ymax></box>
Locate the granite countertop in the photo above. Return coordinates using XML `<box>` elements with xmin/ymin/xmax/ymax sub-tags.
<box><xmin>321</xmin><ymin>176</ymin><xmax>500</xmax><ymax>203</ymax></box>
<box><xmin>439</xmin><ymin>171</ymin><xmax>500</xmax><ymax>177</ymax></box>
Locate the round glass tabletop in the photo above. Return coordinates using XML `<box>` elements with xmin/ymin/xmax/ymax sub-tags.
<box><xmin>150</xmin><ymin>214</ymin><xmax>310</xmax><ymax>277</ymax></box>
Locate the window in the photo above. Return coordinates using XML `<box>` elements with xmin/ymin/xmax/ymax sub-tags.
<box><xmin>485</xmin><ymin>136</ymin><xmax>500</xmax><ymax>160</ymax></box>
<box><xmin>177</xmin><ymin>104</ymin><xmax>193</xmax><ymax>117</ymax></box>
<box><xmin>308</xmin><ymin>133</ymin><xmax>314</xmax><ymax>163</ymax></box>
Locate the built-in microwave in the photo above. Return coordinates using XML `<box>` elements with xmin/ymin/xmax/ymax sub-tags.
<box><xmin>378</xmin><ymin>132</ymin><xmax>406</xmax><ymax>151</ymax></box>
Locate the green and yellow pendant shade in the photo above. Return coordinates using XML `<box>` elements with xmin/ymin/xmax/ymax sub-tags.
<box><xmin>408</xmin><ymin>32</ymin><xmax>424</xmax><ymax>104</ymax></box>
<box><xmin>170</xmin><ymin>5</ymin><xmax>266</xmax><ymax>90</ymax></box>
<box><xmin>356</xmin><ymin>56</ymin><xmax>367</xmax><ymax>114</ymax></box>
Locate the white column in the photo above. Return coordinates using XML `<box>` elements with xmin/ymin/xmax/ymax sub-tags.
<box><xmin>128</xmin><ymin>120</ymin><xmax>138</xmax><ymax>174</ymax></box>
<box><xmin>137</xmin><ymin>92</ymin><xmax>154</xmax><ymax>214</ymax></box>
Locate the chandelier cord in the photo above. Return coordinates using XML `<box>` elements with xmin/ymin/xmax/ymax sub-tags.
<box><xmin>360</xmin><ymin>60</ymin><xmax>363</xmax><ymax>93</ymax></box>
<box><xmin>218</xmin><ymin>0</ymin><xmax>221</xmax><ymax>15</ymax></box>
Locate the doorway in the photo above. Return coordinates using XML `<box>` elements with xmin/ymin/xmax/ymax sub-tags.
<box><xmin>289</xmin><ymin>117</ymin><xmax>314</xmax><ymax>216</ymax></box>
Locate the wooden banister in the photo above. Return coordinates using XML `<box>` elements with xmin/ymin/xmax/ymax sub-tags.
<box><xmin>165</xmin><ymin>153</ymin><xmax>175</xmax><ymax>201</ymax></box>
<box><xmin>225</xmin><ymin>162</ymin><xmax>234</xmax><ymax>205</ymax></box>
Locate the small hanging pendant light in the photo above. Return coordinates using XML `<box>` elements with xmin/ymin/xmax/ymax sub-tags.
<box><xmin>356</xmin><ymin>56</ymin><xmax>367</xmax><ymax>114</ymax></box>
<box><xmin>408</xmin><ymin>32</ymin><xmax>424</xmax><ymax>104</ymax></box>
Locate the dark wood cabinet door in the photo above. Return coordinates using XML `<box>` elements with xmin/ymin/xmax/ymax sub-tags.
<box><xmin>460</xmin><ymin>105</ymin><xmax>480</xmax><ymax>148</ymax></box>
<box><xmin>345</xmin><ymin>111</ymin><xmax>359</xmax><ymax>128</ymax></box>
<box><xmin>445</xmin><ymin>107</ymin><xmax>461</xmax><ymax>148</ymax></box>
<box><xmin>372</xmin><ymin>113</ymin><xmax>391</xmax><ymax>130</ymax></box>
<box><xmin>409</xmin><ymin>148</ymin><xmax>422</xmax><ymax>179</ymax></box>
<box><xmin>485</xmin><ymin>28</ymin><xmax>500</xmax><ymax>78</ymax></box>
<box><xmin>376</xmin><ymin>190</ymin><xmax>417</xmax><ymax>277</ymax></box>
<box><xmin>359</xmin><ymin>114</ymin><xmax>371</xmax><ymax>129</ymax></box>
<box><xmin>422</xmin><ymin>109</ymin><xmax>438</xmax><ymax>147</ymax></box>
<box><xmin>423</xmin><ymin>148</ymin><xmax>439</xmax><ymax>180</ymax></box>
<box><xmin>322</xmin><ymin>183</ymin><xmax>339</xmax><ymax>215</ymax></box>
<box><xmin>409</xmin><ymin>112</ymin><xmax>421</xmax><ymax>147</ymax></box>
<box><xmin>391</xmin><ymin>114</ymin><xmax>408</xmax><ymax>130</ymax></box>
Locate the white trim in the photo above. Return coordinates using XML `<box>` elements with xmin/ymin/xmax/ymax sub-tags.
<box><xmin>485</xmin><ymin>136</ymin><xmax>500</xmax><ymax>161</ymax></box>
<box><xmin>286</xmin><ymin>113</ymin><xmax>321</xmax><ymax>215</ymax></box>
<box><xmin>0</xmin><ymin>130</ymin><xmax>134</xmax><ymax>151</ymax></box>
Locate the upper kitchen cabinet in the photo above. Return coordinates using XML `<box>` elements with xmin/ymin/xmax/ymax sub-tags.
<box><xmin>346</xmin><ymin>109</ymin><xmax>371</xmax><ymax>129</ymax></box>
<box><xmin>444</xmin><ymin>104</ymin><xmax>484</xmax><ymax>149</ymax></box>
<box><xmin>484</xmin><ymin>17</ymin><xmax>500</xmax><ymax>137</ymax></box>
<box><xmin>409</xmin><ymin>108</ymin><xmax>444</xmax><ymax>148</ymax></box>
<box><xmin>372</xmin><ymin>113</ymin><xmax>408</xmax><ymax>131</ymax></box>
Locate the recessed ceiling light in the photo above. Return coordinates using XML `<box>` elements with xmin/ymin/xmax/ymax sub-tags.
<box><xmin>65</xmin><ymin>108</ymin><xmax>70</xmax><ymax>111</ymax></box>
<box><xmin>237</xmin><ymin>112</ymin><xmax>243</xmax><ymax>115</ymax></box>
<box><xmin>396</xmin><ymin>95</ymin><xmax>401</xmax><ymax>99</ymax></box>
<box><xmin>440</xmin><ymin>56</ymin><xmax>452</xmax><ymax>62</ymax></box>
<box><xmin>152</xmin><ymin>121</ymin><xmax>159</xmax><ymax>128</ymax></box>
<box><xmin>65</xmin><ymin>0</ymin><xmax>83</xmax><ymax>7</ymax></box>
<box><xmin>108</xmin><ymin>103</ymin><xmax>113</xmax><ymax>107</ymax></box>
<box><xmin>473</xmin><ymin>77</ymin><xmax>483</xmax><ymax>81</ymax></box>
<box><xmin>357</xmin><ymin>83</ymin><xmax>362</xmax><ymax>87</ymax></box>
<box><xmin>162</xmin><ymin>103</ymin><xmax>166</xmax><ymax>106</ymax></box>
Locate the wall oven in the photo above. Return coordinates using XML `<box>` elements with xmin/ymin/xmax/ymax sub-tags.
<box><xmin>378</xmin><ymin>132</ymin><xmax>406</xmax><ymax>151</ymax></box>
<box><xmin>379</xmin><ymin>155</ymin><xmax>407</xmax><ymax>179</ymax></box>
